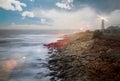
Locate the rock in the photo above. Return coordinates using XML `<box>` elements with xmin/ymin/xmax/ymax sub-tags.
<box><xmin>48</xmin><ymin>31</ymin><xmax>120</xmax><ymax>81</ymax></box>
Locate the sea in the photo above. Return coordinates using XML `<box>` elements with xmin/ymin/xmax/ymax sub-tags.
<box><xmin>0</xmin><ymin>30</ymin><xmax>77</xmax><ymax>81</ymax></box>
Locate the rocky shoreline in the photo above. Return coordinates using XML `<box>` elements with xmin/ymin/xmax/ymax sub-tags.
<box><xmin>45</xmin><ymin>31</ymin><xmax>120</xmax><ymax>81</ymax></box>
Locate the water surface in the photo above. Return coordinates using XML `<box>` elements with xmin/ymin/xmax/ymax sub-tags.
<box><xmin>0</xmin><ymin>32</ymin><xmax>61</xmax><ymax>81</ymax></box>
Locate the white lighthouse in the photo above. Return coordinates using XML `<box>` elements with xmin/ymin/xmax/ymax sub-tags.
<box><xmin>101</xmin><ymin>19</ymin><xmax>105</xmax><ymax>30</ymax></box>
<box><xmin>98</xmin><ymin>16</ymin><xmax>108</xmax><ymax>30</ymax></box>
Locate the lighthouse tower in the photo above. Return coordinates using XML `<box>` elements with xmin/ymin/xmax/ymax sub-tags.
<box><xmin>101</xmin><ymin>19</ymin><xmax>105</xmax><ymax>30</ymax></box>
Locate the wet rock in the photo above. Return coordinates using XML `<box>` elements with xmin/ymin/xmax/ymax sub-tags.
<box><xmin>35</xmin><ymin>72</ymin><xmax>49</xmax><ymax>79</ymax></box>
<box><xmin>36</xmin><ymin>58</ymin><xmax>42</xmax><ymax>61</ymax></box>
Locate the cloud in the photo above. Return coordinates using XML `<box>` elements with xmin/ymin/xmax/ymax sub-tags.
<box><xmin>73</xmin><ymin>0</ymin><xmax>120</xmax><ymax>12</ymax></box>
<box><xmin>40</xmin><ymin>18</ymin><xmax>47</xmax><ymax>24</ymax></box>
<box><xmin>30</xmin><ymin>0</ymin><xmax>35</xmax><ymax>2</ymax></box>
<box><xmin>56</xmin><ymin>3</ymin><xmax>71</xmax><ymax>10</ymax></box>
<box><xmin>33</xmin><ymin>7</ymin><xmax>99</xmax><ymax>30</ymax></box>
<box><xmin>22</xmin><ymin>11</ymin><xmax>35</xmax><ymax>18</ymax></box>
<box><xmin>32</xmin><ymin>7</ymin><xmax>120</xmax><ymax>30</ymax></box>
<box><xmin>107</xmin><ymin>10</ymin><xmax>120</xmax><ymax>26</ymax></box>
<box><xmin>0</xmin><ymin>0</ymin><xmax>26</xmax><ymax>11</ymax></box>
<box><xmin>56</xmin><ymin>0</ymin><xmax>74</xmax><ymax>10</ymax></box>
<box><xmin>40</xmin><ymin>18</ymin><xmax>52</xmax><ymax>26</ymax></box>
<box><xmin>3</xmin><ymin>6</ymin><xmax>120</xmax><ymax>30</ymax></box>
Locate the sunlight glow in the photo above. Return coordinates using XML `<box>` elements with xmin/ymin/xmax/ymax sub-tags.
<box><xmin>98</xmin><ymin>15</ymin><xmax>108</xmax><ymax>21</ymax></box>
<box><xmin>22</xmin><ymin>56</ymin><xmax>26</xmax><ymax>60</ymax></box>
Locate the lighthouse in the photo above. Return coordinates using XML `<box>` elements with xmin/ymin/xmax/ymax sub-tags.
<box><xmin>101</xmin><ymin>19</ymin><xmax>105</xmax><ymax>30</ymax></box>
<box><xmin>98</xmin><ymin>16</ymin><xmax>108</xmax><ymax>30</ymax></box>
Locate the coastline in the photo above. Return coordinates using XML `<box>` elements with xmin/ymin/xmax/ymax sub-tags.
<box><xmin>45</xmin><ymin>31</ymin><xmax>120</xmax><ymax>81</ymax></box>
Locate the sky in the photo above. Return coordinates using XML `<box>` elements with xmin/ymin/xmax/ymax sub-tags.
<box><xmin>0</xmin><ymin>0</ymin><xmax>120</xmax><ymax>30</ymax></box>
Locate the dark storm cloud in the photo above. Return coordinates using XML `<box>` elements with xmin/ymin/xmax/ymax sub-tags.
<box><xmin>73</xmin><ymin>0</ymin><xmax>120</xmax><ymax>12</ymax></box>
